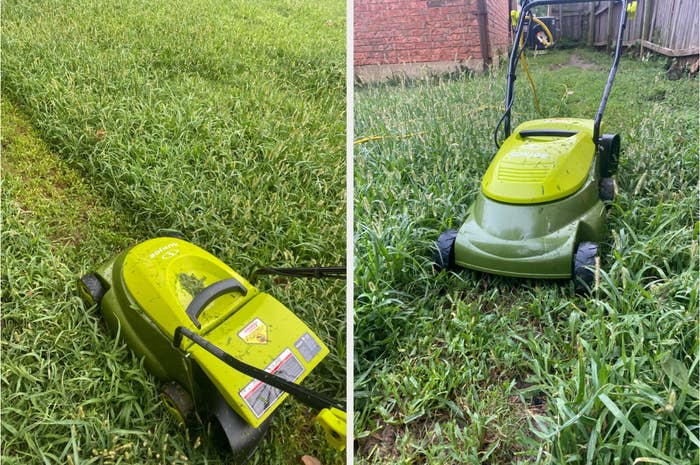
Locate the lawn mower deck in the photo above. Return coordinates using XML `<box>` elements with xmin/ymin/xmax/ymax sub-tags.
<box><xmin>436</xmin><ymin>0</ymin><xmax>631</xmax><ymax>292</ymax></box>
<box><xmin>79</xmin><ymin>237</ymin><xmax>338</xmax><ymax>459</ymax></box>
<box><xmin>450</xmin><ymin>118</ymin><xmax>610</xmax><ymax>280</ymax></box>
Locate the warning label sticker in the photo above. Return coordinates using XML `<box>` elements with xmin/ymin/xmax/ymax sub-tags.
<box><xmin>238</xmin><ymin>318</ymin><xmax>268</xmax><ymax>344</ymax></box>
<box><xmin>294</xmin><ymin>332</ymin><xmax>322</xmax><ymax>362</ymax></box>
<box><xmin>239</xmin><ymin>348</ymin><xmax>304</xmax><ymax>418</ymax></box>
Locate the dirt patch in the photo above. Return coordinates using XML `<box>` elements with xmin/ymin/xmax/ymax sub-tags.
<box><xmin>357</xmin><ymin>418</ymin><xmax>459</xmax><ymax>463</ymax></box>
<box><xmin>550</xmin><ymin>53</ymin><xmax>603</xmax><ymax>71</ymax></box>
<box><xmin>356</xmin><ymin>393</ymin><xmax>539</xmax><ymax>463</ymax></box>
<box><xmin>356</xmin><ymin>378</ymin><xmax>552</xmax><ymax>463</ymax></box>
<box><xmin>357</xmin><ymin>423</ymin><xmax>399</xmax><ymax>460</ymax></box>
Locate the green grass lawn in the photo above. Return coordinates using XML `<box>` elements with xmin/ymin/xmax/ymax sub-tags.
<box><xmin>354</xmin><ymin>49</ymin><xmax>698</xmax><ymax>464</ymax></box>
<box><xmin>1</xmin><ymin>0</ymin><xmax>345</xmax><ymax>463</ymax></box>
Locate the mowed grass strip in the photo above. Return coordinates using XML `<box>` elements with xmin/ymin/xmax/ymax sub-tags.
<box><xmin>2</xmin><ymin>0</ymin><xmax>345</xmax><ymax>463</ymax></box>
<box><xmin>354</xmin><ymin>50</ymin><xmax>698</xmax><ymax>464</ymax></box>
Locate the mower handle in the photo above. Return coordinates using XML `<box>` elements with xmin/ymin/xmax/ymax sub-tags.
<box><xmin>185</xmin><ymin>278</ymin><xmax>248</xmax><ymax>329</ymax></box>
<box><xmin>173</xmin><ymin>326</ymin><xmax>346</xmax><ymax>412</ymax></box>
<box><xmin>503</xmin><ymin>0</ymin><xmax>630</xmax><ymax>143</ymax></box>
<box><xmin>249</xmin><ymin>266</ymin><xmax>346</xmax><ymax>283</ymax></box>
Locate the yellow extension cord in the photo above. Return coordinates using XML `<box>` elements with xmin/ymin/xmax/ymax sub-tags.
<box><xmin>518</xmin><ymin>2</ymin><xmax>636</xmax><ymax>115</ymax></box>
<box><xmin>518</xmin><ymin>14</ymin><xmax>554</xmax><ymax>115</ymax></box>
<box><xmin>353</xmin><ymin>133</ymin><xmax>424</xmax><ymax>145</ymax></box>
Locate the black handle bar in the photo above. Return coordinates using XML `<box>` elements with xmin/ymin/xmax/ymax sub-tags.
<box><xmin>249</xmin><ymin>266</ymin><xmax>346</xmax><ymax>283</ymax></box>
<box><xmin>502</xmin><ymin>0</ymin><xmax>630</xmax><ymax>144</ymax></box>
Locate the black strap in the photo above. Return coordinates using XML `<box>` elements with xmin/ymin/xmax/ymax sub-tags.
<box><xmin>173</xmin><ymin>326</ymin><xmax>346</xmax><ymax>412</ymax></box>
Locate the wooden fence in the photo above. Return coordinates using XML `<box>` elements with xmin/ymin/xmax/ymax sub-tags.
<box><xmin>549</xmin><ymin>0</ymin><xmax>699</xmax><ymax>57</ymax></box>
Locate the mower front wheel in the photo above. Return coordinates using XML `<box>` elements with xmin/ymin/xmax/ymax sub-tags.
<box><xmin>78</xmin><ymin>273</ymin><xmax>106</xmax><ymax>308</ymax></box>
<box><xmin>160</xmin><ymin>382</ymin><xmax>196</xmax><ymax>427</ymax></box>
<box><xmin>573</xmin><ymin>242</ymin><xmax>599</xmax><ymax>295</ymax></box>
<box><xmin>434</xmin><ymin>229</ymin><xmax>458</xmax><ymax>272</ymax></box>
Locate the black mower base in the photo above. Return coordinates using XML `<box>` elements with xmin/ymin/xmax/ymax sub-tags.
<box><xmin>434</xmin><ymin>230</ymin><xmax>601</xmax><ymax>295</ymax></box>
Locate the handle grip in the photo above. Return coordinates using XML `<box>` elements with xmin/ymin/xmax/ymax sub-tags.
<box><xmin>185</xmin><ymin>278</ymin><xmax>247</xmax><ymax>329</ymax></box>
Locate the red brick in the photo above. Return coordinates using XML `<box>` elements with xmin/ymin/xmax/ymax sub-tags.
<box><xmin>355</xmin><ymin>0</ymin><xmax>508</xmax><ymax>65</ymax></box>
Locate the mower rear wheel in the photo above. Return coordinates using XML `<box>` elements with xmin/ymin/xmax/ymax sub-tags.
<box><xmin>160</xmin><ymin>382</ymin><xmax>196</xmax><ymax>427</ymax></box>
<box><xmin>208</xmin><ymin>386</ymin><xmax>270</xmax><ymax>458</ymax></box>
<box><xmin>78</xmin><ymin>273</ymin><xmax>106</xmax><ymax>307</ymax></box>
<box><xmin>599</xmin><ymin>178</ymin><xmax>616</xmax><ymax>201</ymax></box>
<box><xmin>573</xmin><ymin>242</ymin><xmax>599</xmax><ymax>295</ymax></box>
<box><xmin>599</xmin><ymin>134</ymin><xmax>620</xmax><ymax>177</ymax></box>
<box><xmin>434</xmin><ymin>229</ymin><xmax>458</xmax><ymax>271</ymax></box>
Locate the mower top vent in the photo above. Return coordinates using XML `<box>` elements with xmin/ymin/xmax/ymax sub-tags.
<box><xmin>483</xmin><ymin>118</ymin><xmax>596</xmax><ymax>204</ymax></box>
<box><xmin>496</xmin><ymin>160</ymin><xmax>555</xmax><ymax>183</ymax></box>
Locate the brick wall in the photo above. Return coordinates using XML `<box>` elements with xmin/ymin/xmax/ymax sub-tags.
<box><xmin>486</xmin><ymin>0</ymin><xmax>511</xmax><ymax>57</ymax></box>
<box><xmin>355</xmin><ymin>0</ymin><xmax>510</xmax><ymax>67</ymax></box>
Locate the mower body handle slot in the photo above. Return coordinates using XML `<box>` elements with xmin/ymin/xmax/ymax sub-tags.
<box><xmin>185</xmin><ymin>278</ymin><xmax>248</xmax><ymax>329</ymax></box>
<box><xmin>519</xmin><ymin>129</ymin><xmax>579</xmax><ymax>138</ymax></box>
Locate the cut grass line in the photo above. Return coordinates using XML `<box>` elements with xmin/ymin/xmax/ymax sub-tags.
<box><xmin>1</xmin><ymin>97</ymin><xmax>141</xmax><ymax>257</ymax></box>
<box><xmin>3</xmin><ymin>0</ymin><xmax>346</xmax><ymax>461</ymax></box>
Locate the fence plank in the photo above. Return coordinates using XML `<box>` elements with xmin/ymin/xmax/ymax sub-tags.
<box><xmin>558</xmin><ymin>0</ymin><xmax>698</xmax><ymax>57</ymax></box>
<box><xmin>642</xmin><ymin>40</ymin><xmax>700</xmax><ymax>56</ymax></box>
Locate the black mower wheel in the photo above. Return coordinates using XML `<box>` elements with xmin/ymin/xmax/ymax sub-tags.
<box><xmin>78</xmin><ymin>273</ymin><xmax>106</xmax><ymax>308</ymax></box>
<box><xmin>160</xmin><ymin>382</ymin><xmax>196</xmax><ymax>427</ymax></box>
<box><xmin>434</xmin><ymin>229</ymin><xmax>458</xmax><ymax>272</ymax></box>
<box><xmin>599</xmin><ymin>178</ymin><xmax>616</xmax><ymax>202</ymax></box>
<box><xmin>573</xmin><ymin>242</ymin><xmax>599</xmax><ymax>295</ymax></box>
<box><xmin>208</xmin><ymin>386</ymin><xmax>270</xmax><ymax>458</ymax></box>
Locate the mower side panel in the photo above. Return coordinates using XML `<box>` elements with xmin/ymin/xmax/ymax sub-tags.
<box><xmin>97</xmin><ymin>253</ymin><xmax>194</xmax><ymax>391</ymax></box>
<box><xmin>454</xmin><ymin>175</ymin><xmax>605</xmax><ymax>279</ymax></box>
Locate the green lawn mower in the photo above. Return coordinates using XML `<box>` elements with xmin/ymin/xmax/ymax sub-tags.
<box><xmin>436</xmin><ymin>0</ymin><xmax>636</xmax><ymax>293</ymax></box>
<box><xmin>78</xmin><ymin>237</ymin><xmax>346</xmax><ymax>462</ymax></box>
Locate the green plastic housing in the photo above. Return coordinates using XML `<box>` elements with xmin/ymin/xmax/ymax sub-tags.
<box><xmin>95</xmin><ymin>238</ymin><xmax>329</xmax><ymax>428</ymax></box>
<box><xmin>454</xmin><ymin>118</ymin><xmax>607</xmax><ymax>278</ymax></box>
<box><xmin>483</xmin><ymin>119</ymin><xmax>595</xmax><ymax>204</ymax></box>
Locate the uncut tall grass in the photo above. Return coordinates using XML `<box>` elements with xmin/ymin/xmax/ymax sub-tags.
<box><xmin>354</xmin><ymin>50</ymin><xmax>698</xmax><ymax>464</ymax></box>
